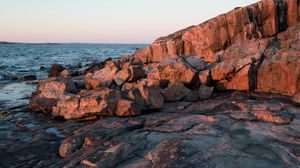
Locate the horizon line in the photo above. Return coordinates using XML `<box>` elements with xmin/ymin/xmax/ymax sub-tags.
<box><xmin>0</xmin><ymin>41</ymin><xmax>150</xmax><ymax>45</ymax></box>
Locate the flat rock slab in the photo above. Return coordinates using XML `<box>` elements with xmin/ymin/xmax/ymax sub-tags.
<box><xmin>4</xmin><ymin>92</ymin><xmax>298</xmax><ymax>168</ymax></box>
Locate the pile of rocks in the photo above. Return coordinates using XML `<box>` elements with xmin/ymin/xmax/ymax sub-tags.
<box><xmin>29</xmin><ymin>54</ymin><xmax>216</xmax><ymax>119</ymax></box>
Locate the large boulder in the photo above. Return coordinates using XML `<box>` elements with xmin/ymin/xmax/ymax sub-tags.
<box><xmin>257</xmin><ymin>57</ymin><xmax>300</xmax><ymax>96</ymax></box>
<box><xmin>29</xmin><ymin>77</ymin><xmax>76</xmax><ymax>112</ymax></box>
<box><xmin>52</xmin><ymin>88</ymin><xmax>121</xmax><ymax>120</ymax></box>
<box><xmin>157</xmin><ymin>56</ymin><xmax>196</xmax><ymax>85</ymax></box>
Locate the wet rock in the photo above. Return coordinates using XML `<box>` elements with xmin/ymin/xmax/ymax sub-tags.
<box><xmin>48</xmin><ymin>64</ymin><xmax>66</xmax><ymax>77</ymax></box>
<box><xmin>22</xmin><ymin>75</ymin><xmax>37</xmax><ymax>81</ymax></box>
<box><xmin>162</xmin><ymin>82</ymin><xmax>191</xmax><ymax>102</ymax></box>
<box><xmin>199</xmin><ymin>85</ymin><xmax>214</xmax><ymax>100</ymax></box>
<box><xmin>40</xmin><ymin>66</ymin><xmax>47</xmax><ymax>70</ymax></box>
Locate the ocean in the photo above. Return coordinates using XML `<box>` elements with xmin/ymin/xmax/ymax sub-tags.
<box><xmin>0</xmin><ymin>43</ymin><xmax>147</xmax><ymax>105</ymax></box>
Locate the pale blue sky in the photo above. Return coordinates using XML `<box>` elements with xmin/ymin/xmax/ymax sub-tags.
<box><xmin>0</xmin><ymin>0</ymin><xmax>259</xmax><ymax>43</ymax></box>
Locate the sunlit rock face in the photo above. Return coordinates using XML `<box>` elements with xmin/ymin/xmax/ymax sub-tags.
<box><xmin>132</xmin><ymin>0</ymin><xmax>300</xmax><ymax>64</ymax></box>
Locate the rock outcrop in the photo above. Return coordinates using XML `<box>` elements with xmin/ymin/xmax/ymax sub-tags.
<box><xmin>132</xmin><ymin>0</ymin><xmax>300</xmax><ymax>64</ymax></box>
<box><xmin>30</xmin><ymin>0</ymin><xmax>300</xmax><ymax>121</ymax></box>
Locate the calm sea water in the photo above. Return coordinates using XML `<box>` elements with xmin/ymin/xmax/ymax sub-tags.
<box><xmin>0</xmin><ymin>43</ymin><xmax>147</xmax><ymax>105</ymax></box>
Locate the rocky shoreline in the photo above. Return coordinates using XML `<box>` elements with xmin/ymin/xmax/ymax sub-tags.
<box><xmin>29</xmin><ymin>0</ymin><xmax>300</xmax><ymax>120</ymax></box>
<box><xmin>4</xmin><ymin>0</ymin><xmax>300</xmax><ymax>167</ymax></box>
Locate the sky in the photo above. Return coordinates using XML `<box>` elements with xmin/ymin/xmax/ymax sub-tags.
<box><xmin>0</xmin><ymin>0</ymin><xmax>259</xmax><ymax>44</ymax></box>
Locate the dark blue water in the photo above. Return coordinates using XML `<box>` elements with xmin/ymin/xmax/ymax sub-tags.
<box><xmin>0</xmin><ymin>43</ymin><xmax>147</xmax><ymax>105</ymax></box>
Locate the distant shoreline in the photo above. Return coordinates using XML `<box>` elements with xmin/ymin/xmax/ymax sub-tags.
<box><xmin>0</xmin><ymin>41</ymin><xmax>149</xmax><ymax>45</ymax></box>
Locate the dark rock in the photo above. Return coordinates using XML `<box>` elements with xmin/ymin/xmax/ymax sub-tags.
<box><xmin>162</xmin><ymin>82</ymin><xmax>191</xmax><ymax>102</ymax></box>
<box><xmin>48</xmin><ymin>64</ymin><xmax>66</xmax><ymax>77</ymax></box>
<box><xmin>199</xmin><ymin>85</ymin><xmax>214</xmax><ymax>100</ymax></box>
<box><xmin>22</xmin><ymin>75</ymin><xmax>37</xmax><ymax>81</ymax></box>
